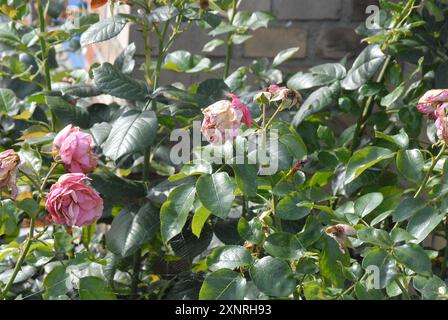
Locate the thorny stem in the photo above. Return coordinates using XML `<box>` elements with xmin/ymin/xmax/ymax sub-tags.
<box><xmin>223</xmin><ymin>0</ymin><xmax>237</xmax><ymax>79</ymax></box>
<box><xmin>0</xmin><ymin>219</ymin><xmax>35</xmax><ymax>300</ymax></box>
<box><xmin>414</xmin><ymin>143</ymin><xmax>446</xmax><ymax>198</ymax></box>
<box><xmin>37</xmin><ymin>0</ymin><xmax>51</xmax><ymax>91</ymax></box>
<box><xmin>350</xmin><ymin>0</ymin><xmax>416</xmax><ymax>153</ymax></box>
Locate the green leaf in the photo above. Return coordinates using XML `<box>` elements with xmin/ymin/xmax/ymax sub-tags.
<box><xmin>407</xmin><ymin>206</ymin><xmax>444</xmax><ymax>244</ymax></box>
<box><xmin>272</xmin><ymin>47</ymin><xmax>300</xmax><ymax>67</ymax></box>
<box><xmin>279</xmin><ymin>133</ymin><xmax>307</xmax><ymax>160</ymax></box>
<box><xmin>249</xmin><ymin>256</ymin><xmax>296</xmax><ymax>297</ymax></box>
<box><xmin>161</xmin><ymin>183</ymin><xmax>196</xmax><ymax>243</ymax></box>
<box><xmin>345</xmin><ymin>147</ymin><xmax>394</xmax><ymax>184</ymax></box>
<box><xmin>196</xmin><ymin>173</ymin><xmax>235</xmax><ymax>219</ymax></box>
<box><xmin>319</xmin><ymin>237</ymin><xmax>349</xmax><ymax>288</ymax></box>
<box><xmin>341</xmin><ymin>44</ymin><xmax>386</xmax><ymax>90</ymax></box>
<box><xmin>0</xmin><ymin>200</ymin><xmax>18</xmax><ymax>238</ymax></box>
<box><xmin>46</xmin><ymin>96</ymin><xmax>89</xmax><ymax>130</ymax></box>
<box><xmin>79</xmin><ymin>277</ymin><xmax>116</xmax><ymax>300</ymax></box>
<box><xmin>192</xmin><ymin>206</ymin><xmax>211</xmax><ymax>238</ymax></box>
<box><xmin>80</xmin><ymin>16</ymin><xmax>128</xmax><ymax>47</ymax></box>
<box><xmin>393</xmin><ymin>244</ymin><xmax>431</xmax><ymax>275</ymax></box>
<box><xmin>291</xmin><ymin>82</ymin><xmax>340</xmax><ymax>127</ymax></box>
<box><xmin>362</xmin><ymin>248</ymin><xmax>397</xmax><ymax>289</ymax></box>
<box><xmin>114</xmin><ymin>42</ymin><xmax>136</xmax><ymax>74</ymax></box>
<box><xmin>276</xmin><ymin>192</ymin><xmax>311</xmax><ymax>221</ymax></box>
<box><xmin>206</xmin><ymin>245</ymin><xmax>253</xmax><ymax>271</ymax></box>
<box><xmin>237</xmin><ymin>217</ymin><xmax>264</xmax><ymax>244</ymax></box>
<box><xmin>88</xmin><ymin>169</ymin><xmax>146</xmax><ymax>204</ymax></box>
<box><xmin>163</xmin><ymin>50</ymin><xmax>211</xmax><ymax>73</ymax></box>
<box><xmin>396</xmin><ymin>149</ymin><xmax>424</xmax><ymax>183</ymax></box>
<box><xmin>380</xmin><ymin>84</ymin><xmax>405</xmax><ymax>108</ymax></box>
<box><xmin>18</xmin><ymin>143</ymin><xmax>42</xmax><ymax>178</ymax></box>
<box><xmin>102</xmin><ymin>109</ymin><xmax>158</xmax><ymax>161</ymax></box>
<box><xmin>413</xmin><ymin>275</ymin><xmax>447</xmax><ymax>299</ymax></box>
<box><xmin>199</xmin><ymin>269</ymin><xmax>247</xmax><ymax>300</ymax></box>
<box><xmin>0</xmin><ymin>88</ymin><xmax>18</xmax><ymax>115</ymax></box>
<box><xmin>354</xmin><ymin>192</ymin><xmax>383</xmax><ymax>218</ymax></box>
<box><xmin>357</xmin><ymin>227</ymin><xmax>394</xmax><ymax>248</ymax></box>
<box><xmin>263</xmin><ymin>232</ymin><xmax>303</xmax><ymax>260</ymax></box>
<box><xmin>375</xmin><ymin>130</ymin><xmax>409</xmax><ymax>149</ymax></box>
<box><xmin>105</xmin><ymin>204</ymin><xmax>159</xmax><ymax>258</ymax></box>
<box><xmin>43</xmin><ymin>265</ymin><xmax>69</xmax><ymax>299</ymax></box>
<box><xmin>392</xmin><ymin>197</ymin><xmax>426</xmax><ymax>222</ymax></box>
<box><xmin>93</xmin><ymin>63</ymin><xmax>149</xmax><ymax>101</ymax></box>
<box><xmin>16</xmin><ymin>198</ymin><xmax>40</xmax><ymax>219</ymax></box>
<box><xmin>146</xmin><ymin>5</ymin><xmax>179</xmax><ymax>23</ymax></box>
<box><xmin>232</xmin><ymin>164</ymin><xmax>258</xmax><ymax>196</ymax></box>
<box><xmin>202</xmin><ymin>39</ymin><xmax>225</xmax><ymax>52</ymax></box>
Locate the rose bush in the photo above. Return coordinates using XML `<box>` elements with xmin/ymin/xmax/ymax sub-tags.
<box><xmin>1</xmin><ymin>0</ymin><xmax>448</xmax><ymax>301</ymax></box>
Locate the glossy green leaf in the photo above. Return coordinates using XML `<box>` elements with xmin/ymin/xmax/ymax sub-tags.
<box><xmin>206</xmin><ymin>245</ymin><xmax>253</xmax><ymax>271</ymax></box>
<box><xmin>396</xmin><ymin>149</ymin><xmax>424</xmax><ymax>183</ymax></box>
<box><xmin>393</xmin><ymin>244</ymin><xmax>431</xmax><ymax>275</ymax></box>
<box><xmin>106</xmin><ymin>204</ymin><xmax>159</xmax><ymax>258</ymax></box>
<box><xmin>79</xmin><ymin>277</ymin><xmax>116</xmax><ymax>300</ymax></box>
<box><xmin>345</xmin><ymin>147</ymin><xmax>394</xmax><ymax>184</ymax></box>
<box><xmin>357</xmin><ymin>227</ymin><xmax>394</xmax><ymax>248</ymax></box>
<box><xmin>362</xmin><ymin>248</ymin><xmax>397</xmax><ymax>289</ymax></box>
<box><xmin>80</xmin><ymin>16</ymin><xmax>128</xmax><ymax>47</ymax></box>
<box><xmin>161</xmin><ymin>183</ymin><xmax>196</xmax><ymax>242</ymax></box>
<box><xmin>102</xmin><ymin>110</ymin><xmax>158</xmax><ymax>161</ymax></box>
<box><xmin>93</xmin><ymin>63</ymin><xmax>149</xmax><ymax>101</ymax></box>
<box><xmin>354</xmin><ymin>192</ymin><xmax>383</xmax><ymax>218</ymax></box>
<box><xmin>196</xmin><ymin>172</ymin><xmax>235</xmax><ymax>219</ymax></box>
<box><xmin>199</xmin><ymin>269</ymin><xmax>247</xmax><ymax>300</ymax></box>
<box><xmin>341</xmin><ymin>44</ymin><xmax>385</xmax><ymax>90</ymax></box>
<box><xmin>249</xmin><ymin>256</ymin><xmax>296</xmax><ymax>297</ymax></box>
<box><xmin>263</xmin><ymin>232</ymin><xmax>303</xmax><ymax>260</ymax></box>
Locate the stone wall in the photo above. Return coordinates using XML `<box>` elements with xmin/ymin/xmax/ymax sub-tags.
<box><xmin>126</xmin><ymin>0</ymin><xmax>380</xmax><ymax>85</ymax></box>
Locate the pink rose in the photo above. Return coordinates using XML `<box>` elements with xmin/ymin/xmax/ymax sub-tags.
<box><xmin>0</xmin><ymin>149</ymin><xmax>20</xmax><ymax>199</ymax></box>
<box><xmin>45</xmin><ymin>173</ymin><xmax>103</xmax><ymax>226</ymax></box>
<box><xmin>417</xmin><ymin>89</ymin><xmax>448</xmax><ymax>118</ymax></box>
<box><xmin>201</xmin><ymin>94</ymin><xmax>251</xmax><ymax>145</ymax></box>
<box><xmin>52</xmin><ymin>124</ymin><xmax>97</xmax><ymax>173</ymax></box>
<box><xmin>435</xmin><ymin>105</ymin><xmax>448</xmax><ymax>143</ymax></box>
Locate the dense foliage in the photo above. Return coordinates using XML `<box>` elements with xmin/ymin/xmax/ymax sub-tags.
<box><xmin>1</xmin><ymin>0</ymin><xmax>448</xmax><ymax>300</ymax></box>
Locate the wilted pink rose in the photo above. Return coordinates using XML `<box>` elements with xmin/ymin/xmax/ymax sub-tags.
<box><xmin>201</xmin><ymin>94</ymin><xmax>251</xmax><ymax>145</ymax></box>
<box><xmin>52</xmin><ymin>124</ymin><xmax>97</xmax><ymax>173</ymax></box>
<box><xmin>45</xmin><ymin>173</ymin><xmax>103</xmax><ymax>226</ymax></box>
<box><xmin>0</xmin><ymin>149</ymin><xmax>20</xmax><ymax>199</ymax></box>
<box><xmin>417</xmin><ymin>90</ymin><xmax>448</xmax><ymax>118</ymax></box>
<box><xmin>325</xmin><ymin>224</ymin><xmax>357</xmax><ymax>254</ymax></box>
<box><xmin>435</xmin><ymin>105</ymin><xmax>448</xmax><ymax>143</ymax></box>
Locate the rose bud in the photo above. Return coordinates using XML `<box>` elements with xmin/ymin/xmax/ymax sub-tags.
<box><xmin>254</xmin><ymin>85</ymin><xmax>302</xmax><ymax>108</ymax></box>
<box><xmin>417</xmin><ymin>90</ymin><xmax>448</xmax><ymax>118</ymax></box>
<box><xmin>45</xmin><ymin>173</ymin><xmax>103</xmax><ymax>226</ymax></box>
<box><xmin>52</xmin><ymin>124</ymin><xmax>97</xmax><ymax>174</ymax></box>
<box><xmin>201</xmin><ymin>93</ymin><xmax>251</xmax><ymax>145</ymax></box>
<box><xmin>0</xmin><ymin>149</ymin><xmax>20</xmax><ymax>199</ymax></box>
<box><xmin>325</xmin><ymin>224</ymin><xmax>357</xmax><ymax>254</ymax></box>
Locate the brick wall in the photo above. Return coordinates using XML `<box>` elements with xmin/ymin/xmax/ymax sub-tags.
<box><xmin>126</xmin><ymin>0</ymin><xmax>380</xmax><ymax>85</ymax></box>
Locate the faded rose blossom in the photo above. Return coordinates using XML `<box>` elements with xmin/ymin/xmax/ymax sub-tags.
<box><xmin>52</xmin><ymin>124</ymin><xmax>97</xmax><ymax>173</ymax></box>
<box><xmin>201</xmin><ymin>94</ymin><xmax>251</xmax><ymax>145</ymax></box>
<box><xmin>325</xmin><ymin>224</ymin><xmax>357</xmax><ymax>254</ymax></box>
<box><xmin>0</xmin><ymin>149</ymin><xmax>20</xmax><ymax>199</ymax></box>
<box><xmin>435</xmin><ymin>106</ymin><xmax>448</xmax><ymax>143</ymax></box>
<box><xmin>45</xmin><ymin>173</ymin><xmax>103</xmax><ymax>226</ymax></box>
<box><xmin>254</xmin><ymin>85</ymin><xmax>302</xmax><ymax>108</ymax></box>
<box><xmin>417</xmin><ymin>90</ymin><xmax>448</xmax><ymax>118</ymax></box>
